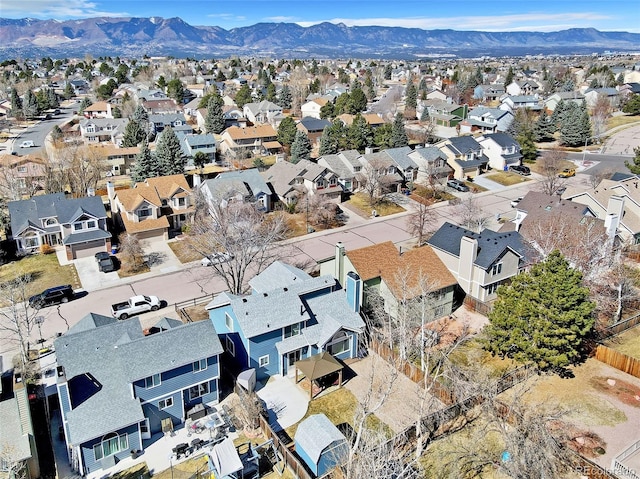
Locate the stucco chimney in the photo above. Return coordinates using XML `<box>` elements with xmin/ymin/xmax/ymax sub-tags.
<box><xmin>458</xmin><ymin>236</ymin><xmax>478</xmax><ymax>294</ymax></box>
<box><xmin>335</xmin><ymin>242</ymin><xmax>345</xmax><ymax>284</ymax></box>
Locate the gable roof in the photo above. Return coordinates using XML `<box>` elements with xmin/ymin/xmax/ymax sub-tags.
<box><xmin>201</xmin><ymin>168</ymin><xmax>270</xmax><ymax>201</ymax></box>
<box><xmin>427</xmin><ymin>222</ymin><xmax>526</xmax><ymax>269</ymax></box>
<box><xmin>54</xmin><ymin>315</ymin><xmax>223</xmax><ymax>446</ymax></box>
<box><xmin>295</xmin><ymin>414</ymin><xmax>346</xmax><ymax>464</ymax></box>
<box><xmin>224</xmin><ymin>125</ymin><xmax>277</xmax><ymax>140</ymax></box>
<box><xmin>298</xmin><ymin>117</ymin><xmax>331</xmax><ymax>132</ymax></box>
<box><xmin>346</xmin><ymin>241</ymin><xmax>456</xmax><ymax>297</ymax></box>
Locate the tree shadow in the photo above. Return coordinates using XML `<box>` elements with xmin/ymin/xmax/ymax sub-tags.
<box><xmin>145</xmin><ymin>251</ymin><xmax>166</xmax><ymax>267</ymax></box>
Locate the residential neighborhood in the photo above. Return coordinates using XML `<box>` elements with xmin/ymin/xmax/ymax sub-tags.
<box><xmin>1</xmin><ymin>29</ymin><xmax>640</xmax><ymax>479</ymax></box>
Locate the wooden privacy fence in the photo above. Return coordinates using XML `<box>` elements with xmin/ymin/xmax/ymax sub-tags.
<box><xmin>259</xmin><ymin>415</ymin><xmax>314</xmax><ymax>479</ymax></box>
<box><xmin>601</xmin><ymin>312</ymin><xmax>640</xmax><ymax>339</ymax></box>
<box><xmin>594</xmin><ymin>345</ymin><xmax>640</xmax><ymax>378</ymax></box>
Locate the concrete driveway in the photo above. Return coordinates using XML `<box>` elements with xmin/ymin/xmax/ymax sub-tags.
<box><xmin>73</xmin><ymin>256</ymin><xmax>121</xmax><ymax>290</ymax></box>
<box><xmin>256</xmin><ymin>375</ymin><xmax>309</xmax><ymax>432</ymax></box>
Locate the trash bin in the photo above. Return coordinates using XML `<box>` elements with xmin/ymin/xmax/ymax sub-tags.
<box><xmin>111</xmin><ymin>246</ymin><xmax>118</xmax><ymax>254</ymax></box>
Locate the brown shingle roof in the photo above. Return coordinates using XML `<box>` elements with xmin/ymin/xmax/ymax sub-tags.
<box><xmin>115</xmin><ymin>187</ymin><xmax>162</xmax><ymax>211</ymax></box>
<box><xmin>225</xmin><ymin>125</ymin><xmax>277</xmax><ymax>140</ymax></box>
<box><xmin>143</xmin><ymin>174</ymin><xmax>191</xmax><ymax>199</ymax></box>
<box><xmin>122</xmin><ymin>215</ymin><xmax>169</xmax><ymax>234</ymax></box>
<box><xmin>346</xmin><ymin>241</ymin><xmax>456</xmax><ymax>298</ymax></box>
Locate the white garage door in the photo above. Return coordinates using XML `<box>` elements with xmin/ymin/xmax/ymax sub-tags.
<box><xmin>72</xmin><ymin>240</ymin><xmax>107</xmax><ymax>259</ymax></box>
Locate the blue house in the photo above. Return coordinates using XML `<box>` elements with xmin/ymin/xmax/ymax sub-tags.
<box><xmin>206</xmin><ymin>262</ymin><xmax>365</xmax><ymax>382</ymax></box>
<box><xmin>54</xmin><ymin>314</ymin><xmax>223</xmax><ymax>476</ymax></box>
<box><xmin>294</xmin><ymin>414</ymin><xmax>348</xmax><ymax>477</ymax></box>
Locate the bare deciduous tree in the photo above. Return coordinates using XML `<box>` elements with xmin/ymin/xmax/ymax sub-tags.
<box><xmin>228</xmin><ymin>387</ymin><xmax>265</xmax><ymax>433</ymax></box>
<box><xmin>186</xmin><ymin>202</ymin><xmax>288</xmax><ymax>294</ymax></box>
<box><xmin>538</xmin><ymin>149</ymin><xmax>567</xmax><ymax>196</ymax></box>
<box><xmin>297</xmin><ymin>194</ymin><xmax>342</xmax><ymax>230</ymax></box>
<box><xmin>453</xmin><ymin>196</ymin><xmax>490</xmax><ymax>233</ymax></box>
<box><xmin>118</xmin><ymin>233</ymin><xmax>145</xmax><ymax>273</ymax></box>
<box><xmin>357</xmin><ymin>157</ymin><xmax>396</xmax><ymax>207</ymax></box>
<box><xmin>406</xmin><ymin>201</ymin><xmax>438</xmax><ymax>246</ymax></box>
<box><xmin>590</xmin><ymin>94</ymin><xmax>612</xmax><ymax>139</ymax></box>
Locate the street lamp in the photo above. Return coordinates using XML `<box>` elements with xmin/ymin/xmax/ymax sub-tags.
<box><xmin>581</xmin><ymin>135</ymin><xmax>600</xmax><ymax>166</ymax></box>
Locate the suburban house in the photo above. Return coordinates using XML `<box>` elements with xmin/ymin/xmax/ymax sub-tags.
<box><xmin>54</xmin><ymin>314</ymin><xmax>223</xmax><ymax>476</ymax></box>
<box><xmin>206</xmin><ymin>261</ymin><xmax>366</xmax><ymax>382</ymax></box>
<box><xmin>584</xmin><ymin>88</ymin><xmax>620</xmax><ymax>109</ymax></box>
<box><xmin>0</xmin><ymin>362</ymin><xmax>41</xmax><ymax>479</ymax></box>
<box><xmin>242</xmin><ymin>101</ymin><xmax>284</xmax><ymax>126</ymax></box>
<box><xmin>88</xmin><ymin>144</ymin><xmax>140</xmax><ymax>177</ymax></box>
<box><xmin>148</xmin><ymin>113</ymin><xmax>187</xmax><ymax>134</ymax></box>
<box><xmin>505</xmin><ymin>80</ymin><xmax>540</xmax><ymax>96</ymax></box>
<box><xmin>477</xmin><ymin>133</ymin><xmax>523</xmax><ymax>171</ymax></box>
<box><xmin>317</xmin><ymin>150</ymin><xmax>363</xmax><ymax>193</ymax></box>
<box><xmin>379</xmin><ymin>146</ymin><xmax>419</xmax><ymax>186</ymax></box>
<box><xmin>460</xmin><ymin>107</ymin><xmax>514</xmax><ymax>134</ymax></box>
<box><xmin>262</xmin><ymin>159</ymin><xmax>342</xmax><ymax>205</ymax></box>
<box><xmin>297</xmin><ymin>117</ymin><xmax>332</xmax><ymax>151</ymax></box>
<box><xmin>499</xmin><ymin>95</ymin><xmax>542</xmax><ymax>112</ymax></box>
<box><xmin>82</xmin><ymin>101</ymin><xmax>114</xmax><ymax>119</ymax></box>
<box><xmin>408</xmin><ymin>146</ymin><xmax>452</xmax><ymax>184</ymax></box>
<box><xmin>294</xmin><ymin>414</ymin><xmax>348</xmax><ymax>477</ymax></box>
<box><xmin>79</xmin><ymin>118</ymin><xmax>128</xmax><ymax>145</ymax></box>
<box><xmin>320</xmin><ymin>241</ymin><xmax>457</xmax><ymax>320</ymax></box>
<box><xmin>301</xmin><ymin>97</ymin><xmax>330</xmax><ymax>119</ymax></box>
<box><xmin>427</xmin><ymin>222</ymin><xmax>527</xmax><ymax>303</ymax></box>
<box><xmin>199</xmin><ymin>168</ymin><xmax>272</xmax><ymax>212</ymax></box>
<box><xmin>8</xmin><ymin>193</ymin><xmax>111</xmax><ymax>259</ymax></box>
<box><xmin>421</xmin><ymin>99</ymin><xmax>468</xmax><ymax>127</ymax></box>
<box><xmin>473</xmin><ymin>84</ymin><xmax>505</xmax><ymax>102</ymax></box>
<box><xmin>142</xmin><ymin>99</ymin><xmax>183</xmax><ymax>115</ymax></box>
<box><xmin>543</xmin><ymin>91</ymin><xmax>585</xmax><ymax>112</ymax></box>
<box><xmin>179</xmin><ymin>133</ymin><xmax>218</xmax><ymax>166</ymax></box>
<box><xmin>562</xmin><ymin>176</ymin><xmax>640</xmax><ymax>244</ymax></box>
<box><xmin>109</xmin><ymin>174</ymin><xmax>193</xmax><ymax>240</ymax></box>
<box><xmin>0</xmin><ymin>154</ymin><xmax>47</xmax><ymax>200</ymax></box>
<box><xmin>435</xmin><ymin>136</ymin><xmax>489</xmax><ymax>180</ymax></box>
<box><xmin>220</xmin><ymin>125</ymin><xmax>280</xmax><ymax>159</ymax></box>
<box><xmin>358</xmin><ymin>150</ymin><xmax>404</xmax><ymax>194</ymax></box>
<box><xmin>337</xmin><ymin>113</ymin><xmax>385</xmax><ymax>129</ymax></box>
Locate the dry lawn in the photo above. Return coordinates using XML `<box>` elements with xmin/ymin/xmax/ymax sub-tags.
<box><xmin>606</xmin><ymin>115</ymin><xmax>640</xmax><ymax>130</ymax></box>
<box><xmin>0</xmin><ymin>253</ymin><xmax>80</xmax><ymax>302</ymax></box>
<box><xmin>168</xmin><ymin>239</ymin><xmax>202</xmax><ymax>264</ymax></box>
<box><xmin>605</xmin><ymin>328</ymin><xmax>640</xmax><ymax>359</ymax></box>
<box><xmin>347</xmin><ymin>192</ymin><xmax>405</xmax><ymax>217</ymax></box>
<box><xmin>449</xmin><ymin>338</ymin><xmax>519</xmax><ymax>378</ymax></box>
<box><xmin>511</xmin><ymin>359</ymin><xmax>629</xmax><ymax>428</ymax></box>
<box><xmin>484</xmin><ymin>171</ymin><xmax>532</xmax><ymax>187</ymax></box>
<box><xmin>152</xmin><ymin>455</ymin><xmax>208</xmax><ymax>479</ymax></box>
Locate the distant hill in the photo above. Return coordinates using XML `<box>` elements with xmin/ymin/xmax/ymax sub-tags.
<box><xmin>1</xmin><ymin>16</ymin><xmax>639</xmax><ymax>59</ymax></box>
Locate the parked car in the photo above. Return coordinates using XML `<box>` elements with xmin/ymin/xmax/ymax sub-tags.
<box><xmin>19</xmin><ymin>140</ymin><xmax>35</xmax><ymax>148</ymax></box>
<box><xmin>201</xmin><ymin>252</ymin><xmax>234</xmax><ymax>267</ymax></box>
<box><xmin>98</xmin><ymin>255</ymin><xmax>116</xmax><ymax>273</ymax></box>
<box><xmin>111</xmin><ymin>295</ymin><xmax>161</xmax><ymax>320</ymax></box>
<box><xmin>555</xmin><ymin>186</ymin><xmax>567</xmax><ymax>196</ymax></box>
<box><xmin>95</xmin><ymin>251</ymin><xmax>110</xmax><ymax>262</ymax></box>
<box><xmin>510</xmin><ymin>197</ymin><xmax>524</xmax><ymax>208</ymax></box>
<box><xmin>29</xmin><ymin>285</ymin><xmax>75</xmax><ymax>308</ymax></box>
<box><xmin>509</xmin><ymin>165</ymin><xmax>531</xmax><ymax>176</ymax></box>
<box><xmin>558</xmin><ymin>168</ymin><xmax>576</xmax><ymax>178</ymax></box>
<box><xmin>446</xmin><ymin>179</ymin><xmax>469</xmax><ymax>192</ymax></box>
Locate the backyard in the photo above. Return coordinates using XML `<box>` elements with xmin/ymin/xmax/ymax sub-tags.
<box><xmin>605</xmin><ymin>328</ymin><xmax>640</xmax><ymax>358</ymax></box>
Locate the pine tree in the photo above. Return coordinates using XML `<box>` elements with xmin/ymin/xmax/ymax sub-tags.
<box><xmin>318</xmin><ymin>126</ymin><xmax>337</xmax><ymax>156</ymax></box>
<box><xmin>277</xmin><ymin>116</ymin><xmax>298</xmax><ymax>147</ymax></box>
<box><xmin>9</xmin><ymin>88</ymin><xmax>22</xmax><ymax>118</ymax></box>
<box><xmin>405</xmin><ymin>82</ymin><xmax>418</xmax><ymax>115</ymax></box>
<box><xmin>278</xmin><ymin>85</ymin><xmax>292</xmax><ymax>109</ymax></box>
<box><xmin>516</xmin><ymin>128</ymin><xmax>537</xmax><ymax>162</ymax></box>
<box><xmin>390</xmin><ymin>113</ymin><xmax>408</xmax><ymax>148</ymax></box>
<box><xmin>504</xmin><ymin>66</ymin><xmax>514</xmax><ymax>89</ymax></box>
<box><xmin>131</xmin><ymin>140</ymin><xmax>160</xmax><ymax>182</ymax></box>
<box><xmin>265</xmin><ymin>83</ymin><xmax>277</xmax><ymax>102</ymax></box>
<box><xmin>290</xmin><ymin>130</ymin><xmax>311</xmax><ymax>163</ymax></box>
<box><xmin>348</xmin><ymin>87</ymin><xmax>368</xmax><ymax>114</ymax></box>
<box><xmin>347</xmin><ymin>113</ymin><xmax>373</xmax><ymax>152</ymax></box>
<box><xmin>373</xmin><ymin>123</ymin><xmax>393</xmax><ymax>149</ymax></box>
<box><xmin>167</xmin><ymin>78</ymin><xmax>185</xmax><ymax>103</ymax></box>
<box><xmin>22</xmin><ymin>90</ymin><xmax>39</xmax><ymax>119</ymax></box>
<box><xmin>624</xmin><ymin>147</ymin><xmax>640</xmax><ymax>174</ymax></box>
<box><xmin>560</xmin><ymin>102</ymin><xmax>590</xmax><ymax>147</ymax></box>
<box><xmin>204</xmin><ymin>95</ymin><xmax>225</xmax><ymax>134</ymax></box>
<box><xmin>155</xmin><ymin>127</ymin><xmax>187</xmax><ymax>175</ymax></box>
<box><xmin>384</xmin><ymin>64</ymin><xmax>392</xmax><ymax>80</ymax></box>
<box><xmin>533</xmin><ymin>110</ymin><xmax>555</xmax><ymax>142</ymax></box>
<box><xmin>483</xmin><ymin>251</ymin><xmax>595</xmax><ymax>372</ymax></box>
<box><xmin>122</xmin><ymin>120</ymin><xmax>144</xmax><ymax>147</ymax></box>
<box><xmin>63</xmin><ymin>82</ymin><xmax>74</xmax><ymax>100</ymax></box>
<box><xmin>319</xmin><ymin>101</ymin><xmax>335</xmax><ymax>119</ymax></box>
<box><xmin>234</xmin><ymin>84</ymin><xmax>252</xmax><ymax>109</ymax></box>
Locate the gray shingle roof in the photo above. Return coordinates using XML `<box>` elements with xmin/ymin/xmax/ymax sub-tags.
<box><xmin>482</xmin><ymin>132</ymin><xmax>518</xmax><ymax>148</ymax></box>
<box><xmin>409</xmin><ymin>146</ymin><xmax>446</xmax><ymax>162</ymax></box>
<box><xmin>202</xmin><ymin>168</ymin><xmax>270</xmax><ymax>200</ymax></box>
<box><xmin>0</xmin><ymin>398</ymin><xmax>32</xmax><ymax>462</ymax></box>
<box><xmin>384</xmin><ymin>146</ymin><xmax>418</xmax><ymax>170</ymax></box>
<box><xmin>427</xmin><ymin>222</ymin><xmax>525</xmax><ymax>270</ymax></box>
<box><xmin>298</xmin><ymin>117</ymin><xmax>331</xmax><ymax>132</ymax></box>
<box><xmin>446</xmin><ymin>136</ymin><xmax>482</xmax><ymax>155</ymax></box>
<box><xmin>54</xmin><ymin>315</ymin><xmax>223</xmax><ymax>445</ymax></box>
<box><xmin>62</xmin><ymin>229</ymin><xmax>112</xmax><ymax>245</ymax></box>
<box><xmin>295</xmin><ymin>414</ymin><xmax>346</xmax><ymax>464</ymax></box>
<box><xmin>248</xmin><ymin>262</ymin><xmax>311</xmax><ymax>293</ymax></box>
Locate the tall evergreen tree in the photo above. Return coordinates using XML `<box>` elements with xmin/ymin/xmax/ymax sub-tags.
<box><xmin>131</xmin><ymin>139</ymin><xmax>160</xmax><ymax>182</ymax></box>
<box><xmin>265</xmin><ymin>83</ymin><xmax>277</xmax><ymax>102</ymax></box>
<box><xmin>155</xmin><ymin>127</ymin><xmax>187</xmax><ymax>175</ymax></box>
<box><xmin>9</xmin><ymin>88</ymin><xmax>22</xmax><ymax>118</ymax></box>
<box><xmin>318</xmin><ymin>126</ymin><xmax>338</xmax><ymax>156</ymax></box>
<box><xmin>390</xmin><ymin>113</ymin><xmax>408</xmax><ymax>148</ymax></box>
<box><xmin>234</xmin><ymin>84</ymin><xmax>252</xmax><ymax>109</ymax></box>
<box><xmin>122</xmin><ymin>120</ymin><xmax>145</xmax><ymax>147</ymax></box>
<box><xmin>347</xmin><ymin>113</ymin><xmax>373</xmax><ymax>152</ymax></box>
<box><xmin>504</xmin><ymin>66</ymin><xmax>514</xmax><ymax>89</ymax></box>
<box><xmin>277</xmin><ymin>116</ymin><xmax>298</xmax><ymax>147</ymax></box>
<box><xmin>483</xmin><ymin>251</ymin><xmax>595</xmax><ymax>372</ymax></box>
<box><xmin>560</xmin><ymin>102</ymin><xmax>590</xmax><ymax>147</ymax></box>
<box><xmin>516</xmin><ymin>128</ymin><xmax>537</xmax><ymax>163</ymax></box>
<box><xmin>204</xmin><ymin>95</ymin><xmax>225</xmax><ymax>134</ymax></box>
<box><xmin>166</xmin><ymin>78</ymin><xmax>185</xmax><ymax>103</ymax></box>
<box><xmin>533</xmin><ymin>110</ymin><xmax>555</xmax><ymax>142</ymax></box>
<box><xmin>384</xmin><ymin>64</ymin><xmax>392</xmax><ymax>80</ymax></box>
<box><xmin>373</xmin><ymin>123</ymin><xmax>393</xmax><ymax>149</ymax></box>
<box><xmin>290</xmin><ymin>130</ymin><xmax>311</xmax><ymax>164</ymax></box>
<box><xmin>405</xmin><ymin>82</ymin><xmax>418</xmax><ymax>116</ymax></box>
<box><xmin>348</xmin><ymin>87</ymin><xmax>368</xmax><ymax>114</ymax></box>
<box><xmin>63</xmin><ymin>82</ymin><xmax>74</xmax><ymax>100</ymax></box>
<box><xmin>319</xmin><ymin>101</ymin><xmax>335</xmax><ymax>119</ymax></box>
<box><xmin>22</xmin><ymin>90</ymin><xmax>39</xmax><ymax>119</ymax></box>
<box><xmin>278</xmin><ymin>85</ymin><xmax>292</xmax><ymax>109</ymax></box>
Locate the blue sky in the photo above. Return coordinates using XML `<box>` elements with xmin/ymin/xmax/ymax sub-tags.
<box><xmin>2</xmin><ymin>0</ymin><xmax>638</xmax><ymax>32</ymax></box>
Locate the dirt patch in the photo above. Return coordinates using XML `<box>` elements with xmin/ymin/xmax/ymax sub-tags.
<box><xmin>590</xmin><ymin>376</ymin><xmax>640</xmax><ymax>408</ymax></box>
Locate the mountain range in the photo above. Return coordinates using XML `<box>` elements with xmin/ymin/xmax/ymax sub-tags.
<box><xmin>1</xmin><ymin>16</ymin><xmax>639</xmax><ymax>60</ymax></box>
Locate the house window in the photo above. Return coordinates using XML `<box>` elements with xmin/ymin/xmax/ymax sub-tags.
<box><xmin>486</xmin><ymin>282</ymin><xmax>499</xmax><ymax>295</ymax></box>
<box><xmin>225</xmin><ymin>313</ymin><xmax>233</xmax><ymax>331</ymax></box>
<box><xmin>327</xmin><ymin>334</ymin><xmax>350</xmax><ymax>356</ymax></box>
<box><xmin>189</xmin><ymin>381</ymin><xmax>210</xmax><ymax>400</ymax></box>
<box><xmin>259</xmin><ymin>355</ymin><xmax>269</xmax><ymax>367</ymax></box>
<box><xmin>93</xmin><ymin>432</ymin><xmax>128</xmax><ymax>461</ymax></box>
<box><xmin>17</xmin><ymin>166</ymin><xmax>27</xmax><ymax>173</ymax></box>
<box><xmin>225</xmin><ymin>336</ymin><xmax>235</xmax><ymax>357</ymax></box>
<box><xmin>144</xmin><ymin>373</ymin><xmax>161</xmax><ymax>389</ymax></box>
<box><xmin>159</xmin><ymin>397</ymin><xmax>174</xmax><ymax>410</ymax></box>
<box><xmin>192</xmin><ymin>359</ymin><xmax>207</xmax><ymax>372</ymax></box>
<box><xmin>87</xmin><ymin>220</ymin><xmax>96</xmax><ymax>229</ymax></box>
<box><xmin>491</xmin><ymin>263</ymin><xmax>503</xmax><ymax>275</ymax></box>
<box><xmin>138</xmin><ymin>208</ymin><xmax>152</xmax><ymax>217</ymax></box>
<box><xmin>434</xmin><ymin>304</ymin><xmax>447</xmax><ymax>317</ymax></box>
<box><xmin>23</xmin><ymin>234</ymin><xmax>39</xmax><ymax>248</ymax></box>
<box><xmin>329</xmin><ymin>177</ymin><xmax>337</xmax><ymax>186</ymax></box>
<box><xmin>177</xmin><ymin>197</ymin><xmax>186</xmax><ymax>207</ymax></box>
<box><xmin>73</xmin><ymin>222</ymin><xmax>83</xmax><ymax>231</ymax></box>
<box><xmin>284</xmin><ymin>323</ymin><xmax>300</xmax><ymax>338</ymax></box>
<box><xmin>44</xmin><ymin>218</ymin><xmax>57</xmax><ymax>226</ymax></box>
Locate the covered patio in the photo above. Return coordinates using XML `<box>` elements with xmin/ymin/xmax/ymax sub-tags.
<box><xmin>294</xmin><ymin>352</ymin><xmax>344</xmax><ymax>399</ymax></box>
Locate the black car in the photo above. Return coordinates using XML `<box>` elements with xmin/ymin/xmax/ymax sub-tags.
<box><xmin>98</xmin><ymin>255</ymin><xmax>116</xmax><ymax>273</ymax></box>
<box><xmin>95</xmin><ymin>251</ymin><xmax>110</xmax><ymax>262</ymax></box>
<box><xmin>447</xmin><ymin>179</ymin><xmax>470</xmax><ymax>192</ymax></box>
<box><xmin>29</xmin><ymin>285</ymin><xmax>74</xmax><ymax>308</ymax></box>
<box><xmin>509</xmin><ymin>165</ymin><xmax>531</xmax><ymax>176</ymax></box>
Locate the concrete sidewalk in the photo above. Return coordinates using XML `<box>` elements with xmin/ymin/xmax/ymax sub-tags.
<box><xmin>256</xmin><ymin>375</ymin><xmax>309</xmax><ymax>432</ymax></box>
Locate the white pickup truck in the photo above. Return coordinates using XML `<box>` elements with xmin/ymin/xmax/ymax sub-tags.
<box><xmin>111</xmin><ymin>295</ymin><xmax>161</xmax><ymax>320</ymax></box>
